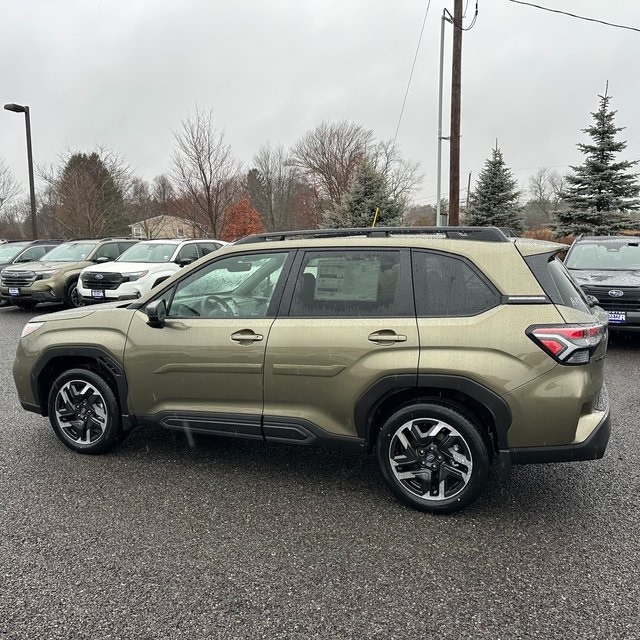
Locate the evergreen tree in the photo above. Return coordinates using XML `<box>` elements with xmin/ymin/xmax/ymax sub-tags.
<box><xmin>55</xmin><ymin>151</ymin><xmax>127</xmax><ymax>237</ymax></box>
<box><xmin>323</xmin><ymin>159</ymin><xmax>403</xmax><ymax>228</ymax></box>
<box><xmin>554</xmin><ymin>89</ymin><xmax>640</xmax><ymax>236</ymax></box>
<box><xmin>466</xmin><ymin>145</ymin><xmax>523</xmax><ymax>233</ymax></box>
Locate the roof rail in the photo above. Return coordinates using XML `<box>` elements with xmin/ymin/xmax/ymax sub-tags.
<box><xmin>234</xmin><ymin>226</ymin><xmax>510</xmax><ymax>245</ymax></box>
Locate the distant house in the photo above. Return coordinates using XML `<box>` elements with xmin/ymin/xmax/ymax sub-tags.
<box><xmin>128</xmin><ymin>215</ymin><xmax>197</xmax><ymax>240</ymax></box>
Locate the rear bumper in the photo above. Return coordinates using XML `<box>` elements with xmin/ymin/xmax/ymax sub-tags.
<box><xmin>501</xmin><ymin>390</ymin><xmax>610</xmax><ymax>466</ymax></box>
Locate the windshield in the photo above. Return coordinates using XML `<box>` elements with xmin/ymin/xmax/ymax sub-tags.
<box><xmin>0</xmin><ymin>244</ymin><xmax>28</xmax><ymax>261</ymax></box>
<box><xmin>566</xmin><ymin>240</ymin><xmax>640</xmax><ymax>270</ymax></box>
<box><xmin>117</xmin><ymin>242</ymin><xmax>178</xmax><ymax>263</ymax></box>
<box><xmin>43</xmin><ymin>242</ymin><xmax>98</xmax><ymax>262</ymax></box>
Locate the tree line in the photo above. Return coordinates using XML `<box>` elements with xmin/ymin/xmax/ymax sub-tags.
<box><xmin>1</xmin><ymin>89</ymin><xmax>638</xmax><ymax>241</ymax></box>
<box><xmin>0</xmin><ymin>112</ymin><xmax>420</xmax><ymax>241</ymax></box>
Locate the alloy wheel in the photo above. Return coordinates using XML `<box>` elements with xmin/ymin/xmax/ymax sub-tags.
<box><xmin>54</xmin><ymin>380</ymin><xmax>108</xmax><ymax>445</ymax></box>
<box><xmin>388</xmin><ymin>417</ymin><xmax>473</xmax><ymax>501</ymax></box>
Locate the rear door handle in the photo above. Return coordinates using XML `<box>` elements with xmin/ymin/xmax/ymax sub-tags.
<box><xmin>368</xmin><ymin>330</ymin><xmax>407</xmax><ymax>344</ymax></box>
<box><xmin>231</xmin><ymin>329</ymin><xmax>264</xmax><ymax>344</ymax></box>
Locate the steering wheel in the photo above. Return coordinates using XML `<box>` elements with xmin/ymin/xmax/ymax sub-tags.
<box><xmin>201</xmin><ymin>294</ymin><xmax>235</xmax><ymax>317</ymax></box>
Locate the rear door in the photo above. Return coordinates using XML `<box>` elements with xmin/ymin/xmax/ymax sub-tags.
<box><xmin>263</xmin><ymin>248</ymin><xmax>419</xmax><ymax>444</ymax></box>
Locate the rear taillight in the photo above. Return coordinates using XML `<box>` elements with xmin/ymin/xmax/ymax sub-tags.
<box><xmin>527</xmin><ymin>323</ymin><xmax>607</xmax><ymax>365</ymax></box>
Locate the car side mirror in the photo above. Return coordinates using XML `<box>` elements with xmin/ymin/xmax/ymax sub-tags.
<box><xmin>586</xmin><ymin>294</ymin><xmax>599</xmax><ymax>308</ymax></box>
<box><xmin>95</xmin><ymin>256</ymin><xmax>111</xmax><ymax>263</ymax></box>
<box><xmin>177</xmin><ymin>257</ymin><xmax>194</xmax><ymax>267</ymax></box>
<box><xmin>145</xmin><ymin>299</ymin><xmax>167</xmax><ymax>328</ymax></box>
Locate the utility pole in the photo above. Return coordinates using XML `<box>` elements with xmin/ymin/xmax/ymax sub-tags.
<box><xmin>448</xmin><ymin>0</ymin><xmax>463</xmax><ymax>225</ymax></box>
<box><xmin>436</xmin><ymin>9</ymin><xmax>452</xmax><ymax>227</ymax></box>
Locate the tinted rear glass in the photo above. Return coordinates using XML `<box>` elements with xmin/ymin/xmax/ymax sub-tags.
<box><xmin>548</xmin><ymin>258</ymin><xmax>590</xmax><ymax>312</ymax></box>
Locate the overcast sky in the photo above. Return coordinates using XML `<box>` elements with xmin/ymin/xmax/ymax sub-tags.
<box><xmin>1</xmin><ymin>0</ymin><xmax>639</xmax><ymax>207</ymax></box>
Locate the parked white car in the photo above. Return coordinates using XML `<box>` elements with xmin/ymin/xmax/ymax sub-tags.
<box><xmin>78</xmin><ymin>238</ymin><xmax>226</xmax><ymax>303</ymax></box>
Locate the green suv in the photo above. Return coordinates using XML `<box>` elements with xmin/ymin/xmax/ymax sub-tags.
<box><xmin>13</xmin><ymin>227</ymin><xmax>610</xmax><ymax>513</ymax></box>
<box><xmin>1</xmin><ymin>238</ymin><xmax>138</xmax><ymax>309</ymax></box>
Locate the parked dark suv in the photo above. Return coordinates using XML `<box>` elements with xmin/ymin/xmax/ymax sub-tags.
<box><xmin>13</xmin><ymin>227</ymin><xmax>610</xmax><ymax>513</ymax></box>
<box><xmin>565</xmin><ymin>235</ymin><xmax>640</xmax><ymax>331</ymax></box>
<box><xmin>0</xmin><ymin>238</ymin><xmax>138</xmax><ymax>309</ymax></box>
<box><xmin>0</xmin><ymin>239</ymin><xmax>62</xmax><ymax>306</ymax></box>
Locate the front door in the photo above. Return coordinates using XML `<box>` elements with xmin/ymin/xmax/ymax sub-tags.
<box><xmin>124</xmin><ymin>250</ymin><xmax>291</xmax><ymax>438</ymax></box>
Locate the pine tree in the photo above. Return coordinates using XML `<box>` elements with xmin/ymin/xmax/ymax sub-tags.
<box><xmin>323</xmin><ymin>159</ymin><xmax>404</xmax><ymax>228</ymax></box>
<box><xmin>554</xmin><ymin>89</ymin><xmax>640</xmax><ymax>236</ymax></box>
<box><xmin>465</xmin><ymin>145</ymin><xmax>523</xmax><ymax>233</ymax></box>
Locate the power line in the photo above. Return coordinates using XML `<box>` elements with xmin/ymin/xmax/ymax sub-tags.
<box><xmin>463</xmin><ymin>0</ymin><xmax>478</xmax><ymax>31</ymax></box>
<box><xmin>508</xmin><ymin>0</ymin><xmax>640</xmax><ymax>33</ymax></box>
<box><xmin>393</xmin><ymin>0</ymin><xmax>433</xmax><ymax>146</ymax></box>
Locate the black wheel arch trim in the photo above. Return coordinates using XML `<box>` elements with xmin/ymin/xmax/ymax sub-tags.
<box><xmin>354</xmin><ymin>373</ymin><xmax>512</xmax><ymax>448</ymax></box>
<box><xmin>31</xmin><ymin>345</ymin><xmax>130</xmax><ymax>419</ymax></box>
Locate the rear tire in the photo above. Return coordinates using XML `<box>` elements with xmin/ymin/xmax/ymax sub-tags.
<box><xmin>47</xmin><ymin>368</ymin><xmax>121</xmax><ymax>454</ymax></box>
<box><xmin>376</xmin><ymin>401</ymin><xmax>490</xmax><ymax>514</ymax></box>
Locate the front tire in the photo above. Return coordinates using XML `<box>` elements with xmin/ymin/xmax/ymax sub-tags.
<box><xmin>47</xmin><ymin>368</ymin><xmax>121</xmax><ymax>454</ymax></box>
<box><xmin>64</xmin><ymin>281</ymin><xmax>83</xmax><ymax>308</ymax></box>
<box><xmin>376</xmin><ymin>401</ymin><xmax>490</xmax><ymax>514</ymax></box>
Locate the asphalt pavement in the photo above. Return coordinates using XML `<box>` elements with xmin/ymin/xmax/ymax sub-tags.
<box><xmin>1</xmin><ymin>304</ymin><xmax>639</xmax><ymax>639</ymax></box>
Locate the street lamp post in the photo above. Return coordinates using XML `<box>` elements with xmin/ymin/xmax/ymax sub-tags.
<box><xmin>4</xmin><ymin>103</ymin><xmax>38</xmax><ymax>239</ymax></box>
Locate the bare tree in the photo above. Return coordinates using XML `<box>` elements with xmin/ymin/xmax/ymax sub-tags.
<box><xmin>523</xmin><ymin>168</ymin><xmax>568</xmax><ymax>230</ymax></box>
<box><xmin>548</xmin><ymin>171</ymin><xmax>566</xmax><ymax>209</ymax></box>
<box><xmin>0</xmin><ymin>201</ymin><xmax>26</xmax><ymax>239</ymax></box>
<box><xmin>251</xmin><ymin>142</ymin><xmax>299</xmax><ymax>230</ymax></box>
<box><xmin>0</xmin><ymin>158</ymin><xmax>21</xmax><ymax>224</ymax></box>
<box><xmin>291</xmin><ymin>121</ymin><xmax>373</xmax><ymax>213</ymax></box>
<box><xmin>152</xmin><ymin>174</ymin><xmax>175</xmax><ymax>216</ymax></box>
<box><xmin>369</xmin><ymin>140</ymin><xmax>422</xmax><ymax>209</ymax></box>
<box><xmin>125</xmin><ymin>177</ymin><xmax>166</xmax><ymax>239</ymax></box>
<box><xmin>291</xmin><ymin>121</ymin><xmax>421</xmax><ymax>223</ymax></box>
<box><xmin>171</xmin><ymin>108</ymin><xmax>242</xmax><ymax>237</ymax></box>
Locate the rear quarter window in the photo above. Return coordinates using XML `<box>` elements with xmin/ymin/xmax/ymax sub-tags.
<box><xmin>526</xmin><ymin>253</ymin><xmax>590</xmax><ymax>313</ymax></box>
<box><xmin>412</xmin><ymin>250</ymin><xmax>499</xmax><ymax>317</ymax></box>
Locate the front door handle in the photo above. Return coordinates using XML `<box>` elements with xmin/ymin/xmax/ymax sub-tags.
<box><xmin>368</xmin><ymin>330</ymin><xmax>407</xmax><ymax>344</ymax></box>
<box><xmin>231</xmin><ymin>329</ymin><xmax>264</xmax><ymax>345</ymax></box>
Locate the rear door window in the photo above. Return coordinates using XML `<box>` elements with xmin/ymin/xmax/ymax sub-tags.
<box><xmin>288</xmin><ymin>249</ymin><xmax>412</xmax><ymax>317</ymax></box>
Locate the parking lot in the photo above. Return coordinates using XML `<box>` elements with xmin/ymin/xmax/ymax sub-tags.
<box><xmin>1</xmin><ymin>304</ymin><xmax>639</xmax><ymax>640</ymax></box>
